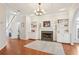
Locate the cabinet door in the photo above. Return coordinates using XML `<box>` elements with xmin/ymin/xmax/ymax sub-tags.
<box><xmin>57</xmin><ymin>19</ymin><xmax>70</xmax><ymax>43</ymax></box>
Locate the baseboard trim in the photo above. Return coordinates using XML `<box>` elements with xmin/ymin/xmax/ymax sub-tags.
<box><xmin>29</xmin><ymin>39</ymin><xmax>40</xmax><ymax>40</ymax></box>
<box><xmin>9</xmin><ymin>38</ymin><xmax>27</xmax><ymax>40</ymax></box>
<box><xmin>0</xmin><ymin>44</ymin><xmax>7</xmax><ymax>51</ymax></box>
<box><xmin>20</xmin><ymin>38</ymin><xmax>29</xmax><ymax>40</ymax></box>
<box><xmin>62</xmin><ymin>43</ymin><xmax>71</xmax><ymax>45</ymax></box>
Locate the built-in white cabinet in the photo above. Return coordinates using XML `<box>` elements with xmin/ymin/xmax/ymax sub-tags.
<box><xmin>57</xmin><ymin>19</ymin><xmax>70</xmax><ymax>43</ymax></box>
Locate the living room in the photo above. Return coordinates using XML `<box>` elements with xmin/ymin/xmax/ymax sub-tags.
<box><xmin>0</xmin><ymin>3</ymin><xmax>79</xmax><ymax>55</ymax></box>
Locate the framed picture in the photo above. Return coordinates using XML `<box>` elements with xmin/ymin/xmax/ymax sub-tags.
<box><xmin>21</xmin><ymin>23</ymin><xmax>24</xmax><ymax>27</ymax></box>
<box><xmin>31</xmin><ymin>22</ymin><xmax>37</xmax><ymax>28</ymax></box>
<box><xmin>31</xmin><ymin>21</ymin><xmax>37</xmax><ymax>32</ymax></box>
<box><xmin>43</xmin><ymin>21</ymin><xmax>50</xmax><ymax>27</ymax></box>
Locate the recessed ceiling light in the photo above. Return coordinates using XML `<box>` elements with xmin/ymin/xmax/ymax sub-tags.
<box><xmin>59</xmin><ymin>8</ymin><xmax>66</xmax><ymax>11</ymax></box>
<box><xmin>10</xmin><ymin>11</ymin><xmax>17</xmax><ymax>14</ymax></box>
<box><xmin>10</xmin><ymin>10</ymin><xmax>21</xmax><ymax>15</ymax></box>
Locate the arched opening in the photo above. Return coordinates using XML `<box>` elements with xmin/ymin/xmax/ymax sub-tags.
<box><xmin>73</xmin><ymin>8</ymin><xmax>79</xmax><ymax>43</ymax></box>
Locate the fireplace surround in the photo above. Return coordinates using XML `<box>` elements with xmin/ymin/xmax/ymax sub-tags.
<box><xmin>41</xmin><ymin>31</ymin><xmax>53</xmax><ymax>41</ymax></box>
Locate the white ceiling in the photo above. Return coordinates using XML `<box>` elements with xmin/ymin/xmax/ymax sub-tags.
<box><xmin>5</xmin><ymin>3</ymin><xmax>79</xmax><ymax>15</ymax></box>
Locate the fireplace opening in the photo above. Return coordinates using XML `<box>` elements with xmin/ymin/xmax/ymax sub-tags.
<box><xmin>41</xmin><ymin>31</ymin><xmax>53</xmax><ymax>41</ymax></box>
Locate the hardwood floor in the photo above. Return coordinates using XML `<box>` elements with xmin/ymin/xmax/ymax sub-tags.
<box><xmin>0</xmin><ymin>39</ymin><xmax>79</xmax><ymax>55</ymax></box>
<box><xmin>63</xmin><ymin>43</ymin><xmax>79</xmax><ymax>55</ymax></box>
<box><xmin>0</xmin><ymin>39</ymin><xmax>49</xmax><ymax>55</ymax></box>
<box><xmin>62</xmin><ymin>44</ymin><xmax>77</xmax><ymax>55</ymax></box>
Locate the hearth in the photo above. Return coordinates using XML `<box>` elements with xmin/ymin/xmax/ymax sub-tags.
<box><xmin>41</xmin><ymin>31</ymin><xmax>53</xmax><ymax>41</ymax></box>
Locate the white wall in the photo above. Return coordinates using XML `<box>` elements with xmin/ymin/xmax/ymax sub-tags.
<box><xmin>27</xmin><ymin>14</ymin><xmax>55</xmax><ymax>40</ymax></box>
<box><xmin>23</xmin><ymin>7</ymin><xmax>78</xmax><ymax>43</ymax></box>
<box><xmin>0</xmin><ymin>4</ymin><xmax>7</xmax><ymax>50</ymax></box>
<box><xmin>26</xmin><ymin>16</ymin><xmax>31</xmax><ymax>39</ymax></box>
<box><xmin>68</xmin><ymin>7</ymin><xmax>78</xmax><ymax>43</ymax></box>
<box><xmin>55</xmin><ymin>11</ymin><xmax>70</xmax><ymax>43</ymax></box>
<box><xmin>6</xmin><ymin>14</ymin><xmax>26</xmax><ymax>39</ymax></box>
<box><xmin>26</xmin><ymin>13</ymin><xmax>68</xmax><ymax>42</ymax></box>
<box><xmin>19</xmin><ymin>15</ymin><xmax>26</xmax><ymax>39</ymax></box>
<box><xmin>25</xmin><ymin>10</ymin><xmax>76</xmax><ymax>43</ymax></box>
<box><xmin>72</xmin><ymin>8</ymin><xmax>79</xmax><ymax>43</ymax></box>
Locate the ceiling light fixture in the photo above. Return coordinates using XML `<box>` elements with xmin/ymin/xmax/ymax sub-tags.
<box><xmin>34</xmin><ymin>3</ymin><xmax>45</xmax><ymax>16</ymax></box>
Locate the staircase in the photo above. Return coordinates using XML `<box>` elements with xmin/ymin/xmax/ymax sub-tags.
<box><xmin>6</xmin><ymin>14</ymin><xmax>16</xmax><ymax>37</ymax></box>
<box><xmin>6</xmin><ymin>15</ymin><xmax>16</xmax><ymax>29</ymax></box>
